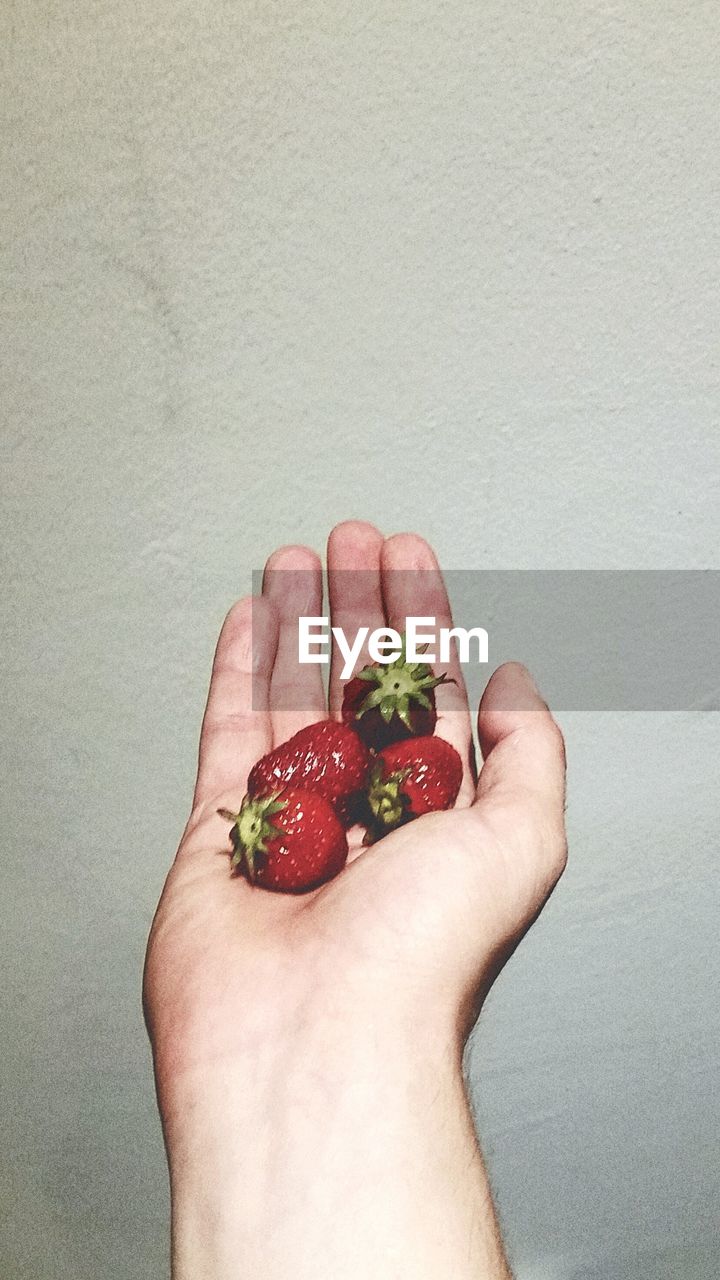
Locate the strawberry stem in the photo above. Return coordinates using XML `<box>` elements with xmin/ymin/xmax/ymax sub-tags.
<box><xmin>366</xmin><ymin>763</ymin><xmax>411</xmax><ymax>830</ymax></box>
<box><xmin>219</xmin><ymin>793</ymin><xmax>287</xmax><ymax>882</ymax></box>
<box><xmin>353</xmin><ymin>650</ymin><xmax>452</xmax><ymax>725</ymax></box>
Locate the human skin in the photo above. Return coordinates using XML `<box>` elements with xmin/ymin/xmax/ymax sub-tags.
<box><xmin>143</xmin><ymin>521</ymin><xmax>568</xmax><ymax>1280</ymax></box>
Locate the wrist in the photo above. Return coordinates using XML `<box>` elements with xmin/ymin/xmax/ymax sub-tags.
<box><xmin>165</xmin><ymin>1019</ymin><xmax>509</xmax><ymax>1280</ymax></box>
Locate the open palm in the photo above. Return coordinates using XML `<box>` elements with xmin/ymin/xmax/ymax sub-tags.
<box><xmin>144</xmin><ymin>523</ymin><xmax>567</xmax><ymax>1110</ymax></box>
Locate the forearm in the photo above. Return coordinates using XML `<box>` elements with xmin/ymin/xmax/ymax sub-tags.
<box><xmin>165</xmin><ymin>1025</ymin><xmax>512</xmax><ymax>1280</ymax></box>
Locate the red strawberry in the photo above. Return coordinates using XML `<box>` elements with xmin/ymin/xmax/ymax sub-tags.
<box><xmin>365</xmin><ymin>736</ymin><xmax>463</xmax><ymax>837</ymax></box>
<box><xmin>341</xmin><ymin>641</ymin><xmax>452</xmax><ymax>751</ymax></box>
<box><xmin>219</xmin><ymin>787</ymin><xmax>348</xmax><ymax>893</ymax></box>
<box><xmin>247</xmin><ymin>720</ymin><xmax>370</xmax><ymax>827</ymax></box>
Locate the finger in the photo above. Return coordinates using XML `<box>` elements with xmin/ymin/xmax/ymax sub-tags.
<box><xmin>474</xmin><ymin>662</ymin><xmax>567</xmax><ymax>885</ymax></box>
<box><xmin>380</xmin><ymin>532</ymin><xmax>475</xmax><ymax>804</ymax></box>
<box><xmin>327</xmin><ymin>520</ymin><xmax>385</xmax><ymax>717</ymax></box>
<box><xmin>193</xmin><ymin>595</ymin><xmax>278</xmax><ymax>809</ymax></box>
<box><xmin>263</xmin><ymin>544</ymin><xmax>325</xmax><ymax>743</ymax></box>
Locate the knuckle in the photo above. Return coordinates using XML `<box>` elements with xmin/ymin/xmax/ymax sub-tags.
<box><xmin>222</xmin><ymin>596</ymin><xmax>254</xmax><ymax>634</ymax></box>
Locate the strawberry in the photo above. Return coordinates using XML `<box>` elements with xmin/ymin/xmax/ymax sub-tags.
<box><xmin>341</xmin><ymin>640</ymin><xmax>452</xmax><ymax>751</ymax></box>
<box><xmin>365</xmin><ymin>735</ymin><xmax>463</xmax><ymax>837</ymax></box>
<box><xmin>219</xmin><ymin>787</ymin><xmax>348</xmax><ymax>893</ymax></box>
<box><xmin>247</xmin><ymin>720</ymin><xmax>370</xmax><ymax>827</ymax></box>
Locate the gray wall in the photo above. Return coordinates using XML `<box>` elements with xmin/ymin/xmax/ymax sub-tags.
<box><xmin>2</xmin><ymin>3</ymin><xmax>718</xmax><ymax>1277</ymax></box>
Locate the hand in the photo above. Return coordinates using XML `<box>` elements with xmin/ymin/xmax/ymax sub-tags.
<box><xmin>144</xmin><ymin>522</ymin><xmax>567</xmax><ymax>1280</ymax></box>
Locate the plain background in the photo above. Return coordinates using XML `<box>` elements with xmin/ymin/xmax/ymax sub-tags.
<box><xmin>2</xmin><ymin>3</ymin><xmax>719</xmax><ymax>1277</ymax></box>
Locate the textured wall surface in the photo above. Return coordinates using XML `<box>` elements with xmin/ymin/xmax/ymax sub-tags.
<box><xmin>2</xmin><ymin>3</ymin><xmax>719</xmax><ymax>1277</ymax></box>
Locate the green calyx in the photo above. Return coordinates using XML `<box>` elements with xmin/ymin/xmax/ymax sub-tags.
<box><xmin>366</xmin><ymin>761</ymin><xmax>412</xmax><ymax>831</ymax></box>
<box><xmin>354</xmin><ymin>635</ymin><xmax>452</xmax><ymax>729</ymax></box>
<box><xmin>218</xmin><ymin>793</ymin><xmax>286</xmax><ymax>881</ymax></box>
